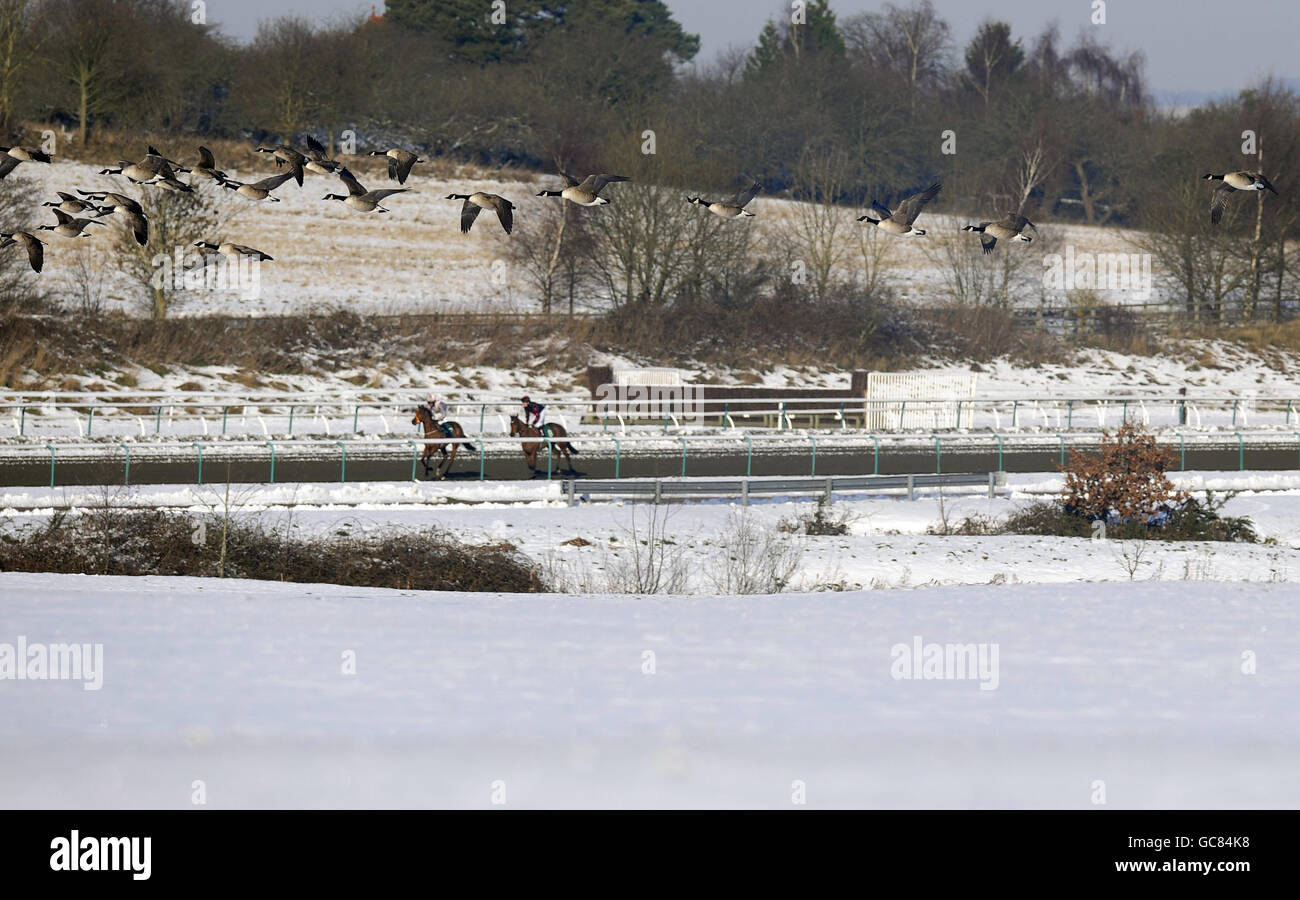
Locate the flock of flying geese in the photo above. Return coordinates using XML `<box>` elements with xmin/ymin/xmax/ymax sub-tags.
<box><xmin>0</xmin><ymin>135</ymin><xmax>1284</xmax><ymax>275</ymax></box>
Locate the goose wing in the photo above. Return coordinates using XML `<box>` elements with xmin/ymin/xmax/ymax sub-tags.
<box><xmin>124</xmin><ymin>211</ymin><xmax>148</xmax><ymax>246</ymax></box>
<box><xmin>459</xmin><ymin>199</ymin><xmax>483</xmax><ymax>233</ymax></box>
<box><xmin>305</xmin><ymin>135</ymin><xmax>328</xmax><ymax>159</ymax></box>
<box><xmin>50</xmin><ymin>208</ymin><xmax>73</xmax><ymax>225</ymax></box>
<box><xmin>386</xmin><ymin>153</ymin><xmax>418</xmax><ymax>184</ymax></box>
<box><xmin>0</xmin><ymin>156</ymin><xmax>19</xmax><ymax>180</ymax></box>
<box><xmin>337</xmin><ymin>168</ymin><xmax>368</xmax><ymax>197</ymax></box>
<box><xmin>21</xmin><ymin>233</ymin><xmax>44</xmax><ymax>273</ymax></box>
<box><xmin>728</xmin><ymin>181</ymin><xmax>761</xmax><ymax>209</ymax></box>
<box><xmin>197</xmin><ymin>146</ymin><xmax>216</xmax><ymax>169</ymax></box>
<box><xmin>1210</xmin><ymin>184</ymin><xmax>1234</xmax><ymax>225</ymax></box>
<box><xmin>870</xmin><ymin>199</ymin><xmax>894</xmax><ymax>219</ymax></box>
<box><xmin>979</xmin><ymin>234</ymin><xmax>998</xmax><ymax>254</ymax></box>
<box><xmin>365</xmin><ymin>188</ymin><xmax>409</xmax><ymax>202</ymax></box>
<box><xmin>490</xmin><ymin>195</ymin><xmax>514</xmax><ymax>234</ymax></box>
<box><xmin>895</xmin><ymin>182</ymin><xmax>942</xmax><ymax>226</ymax></box>
<box><xmin>1257</xmin><ymin>173</ymin><xmax>1280</xmax><ymax>195</ymax></box>
<box><xmin>250</xmin><ymin>171</ymin><xmax>296</xmax><ymax>192</ymax></box>
<box><xmin>577</xmin><ymin>174</ymin><xmax>630</xmax><ymax>195</ymax></box>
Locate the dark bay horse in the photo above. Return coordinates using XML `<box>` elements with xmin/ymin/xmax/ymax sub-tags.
<box><xmin>412</xmin><ymin>406</ymin><xmax>474</xmax><ymax>479</ymax></box>
<box><xmin>509</xmin><ymin>414</ymin><xmax>579</xmax><ymax>476</ymax></box>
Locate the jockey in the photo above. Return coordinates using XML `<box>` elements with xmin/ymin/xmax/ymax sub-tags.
<box><xmin>424</xmin><ymin>393</ymin><xmax>452</xmax><ymax>437</ymax></box>
<box><xmin>520</xmin><ymin>395</ymin><xmax>548</xmax><ymax>434</ymax></box>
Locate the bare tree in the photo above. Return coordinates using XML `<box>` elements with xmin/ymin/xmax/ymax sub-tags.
<box><xmin>844</xmin><ymin>1</ymin><xmax>951</xmax><ymax>113</ymax></box>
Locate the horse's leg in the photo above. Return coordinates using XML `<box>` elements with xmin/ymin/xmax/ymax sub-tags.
<box><xmin>445</xmin><ymin>444</ymin><xmax>457</xmax><ymax>477</ymax></box>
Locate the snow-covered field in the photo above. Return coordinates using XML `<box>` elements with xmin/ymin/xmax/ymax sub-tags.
<box><xmin>5</xmin><ymin>471</ymin><xmax>1300</xmax><ymax>591</ymax></box>
<box><xmin>1</xmin><ymin>572</ymin><xmax>1295</xmax><ymax>808</ymax></box>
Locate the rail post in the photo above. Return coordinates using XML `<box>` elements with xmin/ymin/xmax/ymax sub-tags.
<box><xmin>808</xmin><ymin>434</ymin><xmax>818</xmax><ymax>476</ymax></box>
<box><xmin>906</xmin><ymin>474</ymin><xmax>915</xmax><ymax>501</ymax></box>
<box><xmin>871</xmin><ymin>434</ymin><xmax>880</xmax><ymax>475</ymax></box>
<box><xmin>654</xmin><ymin>479</ymin><xmax>661</xmax><ymax>504</ymax></box>
<box><xmin>221</xmin><ymin>406</ymin><xmax>229</xmax><ymax>435</ymax></box>
<box><xmin>19</xmin><ymin>405</ymin><xmax>25</xmax><ymax>436</ymax></box>
<box><xmin>1057</xmin><ymin>433</ymin><xmax>1066</xmax><ymax>467</ymax></box>
<box><xmin>121</xmin><ymin>443</ymin><xmax>130</xmax><ymax>486</ymax></box>
<box><xmin>545</xmin><ymin>436</ymin><xmax>553</xmax><ymax>481</ymax></box>
<box><xmin>478</xmin><ymin>438</ymin><xmax>486</xmax><ymax>481</ymax></box>
<box><xmin>353</xmin><ymin>405</ymin><xmax>361</xmax><ymax>434</ymax></box>
<box><xmin>1066</xmin><ymin>400</ymin><xmax>1074</xmax><ymax>429</ymax></box>
<box><xmin>1295</xmin><ymin>432</ymin><xmax>1300</xmax><ymax>470</ymax></box>
<box><xmin>933</xmin><ymin>434</ymin><xmax>942</xmax><ymax>474</ymax></box>
<box><xmin>1235</xmin><ymin>431</ymin><xmax>1244</xmax><ymax>471</ymax></box>
<box><xmin>824</xmin><ymin>477</ymin><xmax>833</xmax><ymax>505</ymax></box>
<box><xmin>266</xmin><ymin>441</ymin><xmax>276</xmax><ymax>484</ymax></box>
<box><xmin>1232</xmin><ymin>400</ymin><xmax>1239</xmax><ymax>426</ymax></box>
<box><xmin>336</xmin><ymin>441</ymin><xmax>347</xmax><ymax>482</ymax></box>
<box><xmin>744</xmin><ymin>435</ymin><xmax>753</xmax><ymax>477</ymax></box>
<box><xmin>1288</xmin><ymin>400</ymin><xmax>1294</xmax><ymax>426</ymax></box>
<box><xmin>612</xmin><ymin>437</ymin><xmax>622</xmax><ymax>479</ymax></box>
<box><xmin>994</xmin><ymin>432</ymin><xmax>1004</xmax><ymax>472</ymax></box>
<box><xmin>1177</xmin><ymin>432</ymin><xmax>1186</xmax><ymax>471</ymax></box>
<box><xmin>192</xmin><ymin>442</ymin><xmax>203</xmax><ymax>485</ymax></box>
<box><xmin>741</xmin><ymin>479</ymin><xmax>749</xmax><ymax>507</ymax></box>
<box><xmin>154</xmin><ymin>405</ymin><xmax>162</xmax><ymax>434</ymax></box>
<box><xmin>1011</xmin><ymin>400</ymin><xmax>1018</xmax><ymax>429</ymax></box>
<box><xmin>86</xmin><ymin>406</ymin><xmax>95</xmax><ymax>437</ymax></box>
<box><xmin>46</xmin><ymin>443</ymin><xmax>55</xmax><ymax>488</ymax></box>
<box><xmin>678</xmin><ymin>437</ymin><xmax>687</xmax><ymax>477</ymax></box>
<box><xmin>288</xmin><ymin>405</ymin><xmax>295</xmax><ymax>434</ymax></box>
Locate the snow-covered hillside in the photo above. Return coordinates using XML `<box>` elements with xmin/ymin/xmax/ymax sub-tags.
<box><xmin>7</xmin><ymin>158</ymin><xmax>1157</xmax><ymax>317</ymax></box>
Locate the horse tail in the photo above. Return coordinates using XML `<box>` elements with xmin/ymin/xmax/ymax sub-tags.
<box><xmin>564</xmin><ymin>441</ymin><xmax>579</xmax><ymax>455</ymax></box>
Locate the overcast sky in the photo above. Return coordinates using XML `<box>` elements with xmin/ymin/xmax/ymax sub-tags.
<box><xmin>208</xmin><ymin>0</ymin><xmax>1297</xmax><ymax>100</ymax></box>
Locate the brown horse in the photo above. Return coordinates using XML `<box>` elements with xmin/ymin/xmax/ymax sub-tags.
<box><xmin>509</xmin><ymin>414</ymin><xmax>579</xmax><ymax>476</ymax></box>
<box><xmin>412</xmin><ymin>406</ymin><xmax>474</xmax><ymax>479</ymax></box>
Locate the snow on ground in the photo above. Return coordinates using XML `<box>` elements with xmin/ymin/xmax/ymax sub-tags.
<box><xmin>5</xmin><ymin>472</ymin><xmax>1300</xmax><ymax>592</ymax></box>
<box><xmin>1</xmin><ymin>572</ymin><xmax>1295</xmax><ymax>808</ymax></box>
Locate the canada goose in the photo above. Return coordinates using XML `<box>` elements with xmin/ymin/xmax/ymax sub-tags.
<box><xmin>99</xmin><ymin>146</ymin><xmax>173</xmax><ymax>183</ymax></box>
<box><xmin>83</xmin><ymin>193</ymin><xmax>148</xmax><ymax>246</ymax></box>
<box><xmin>687</xmin><ymin>181</ymin><xmax>761</xmax><ymax>218</ymax></box>
<box><xmin>369</xmin><ymin>148</ymin><xmax>422</xmax><ymax>185</ymax></box>
<box><xmin>36</xmin><ymin>208</ymin><xmax>106</xmax><ymax>239</ymax></box>
<box><xmin>1204</xmin><ymin>171</ymin><xmax>1279</xmax><ymax>225</ymax></box>
<box><xmin>193</xmin><ymin>240</ymin><xmax>274</xmax><ymax>262</ymax></box>
<box><xmin>962</xmin><ymin>213</ymin><xmax>1037</xmax><ymax>254</ymax></box>
<box><xmin>303</xmin><ymin>136</ymin><xmax>341</xmax><ymax>175</ymax></box>
<box><xmin>220</xmin><ymin>171</ymin><xmax>297</xmax><ymax>202</ymax></box>
<box><xmin>0</xmin><ymin>231</ymin><xmax>45</xmax><ymax>273</ymax></box>
<box><xmin>447</xmin><ymin>192</ymin><xmax>515</xmax><ymax>234</ymax></box>
<box><xmin>189</xmin><ymin>146</ymin><xmax>228</xmax><ymax>182</ymax></box>
<box><xmin>43</xmin><ymin>191</ymin><xmax>101</xmax><ymax>215</ymax></box>
<box><xmin>323</xmin><ymin>168</ymin><xmax>410</xmax><ymax>212</ymax></box>
<box><xmin>537</xmin><ymin>172</ymin><xmax>629</xmax><ymax>206</ymax></box>
<box><xmin>0</xmin><ymin>146</ymin><xmax>52</xmax><ymax>180</ymax></box>
<box><xmin>858</xmin><ymin>182</ymin><xmax>942</xmax><ymax>235</ymax></box>
<box><xmin>255</xmin><ymin>144</ymin><xmax>307</xmax><ymax>186</ymax></box>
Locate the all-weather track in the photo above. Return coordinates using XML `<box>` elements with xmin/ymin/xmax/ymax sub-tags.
<box><xmin>1</xmin><ymin>438</ymin><xmax>1297</xmax><ymax>487</ymax></box>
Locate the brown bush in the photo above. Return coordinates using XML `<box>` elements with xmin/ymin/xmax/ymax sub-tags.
<box><xmin>1061</xmin><ymin>422</ymin><xmax>1187</xmax><ymax>521</ymax></box>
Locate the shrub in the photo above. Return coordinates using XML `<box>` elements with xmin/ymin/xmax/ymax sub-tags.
<box><xmin>1061</xmin><ymin>422</ymin><xmax>1187</xmax><ymax>523</ymax></box>
<box><xmin>0</xmin><ymin>507</ymin><xmax>543</xmax><ymax>592</ymax></box>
